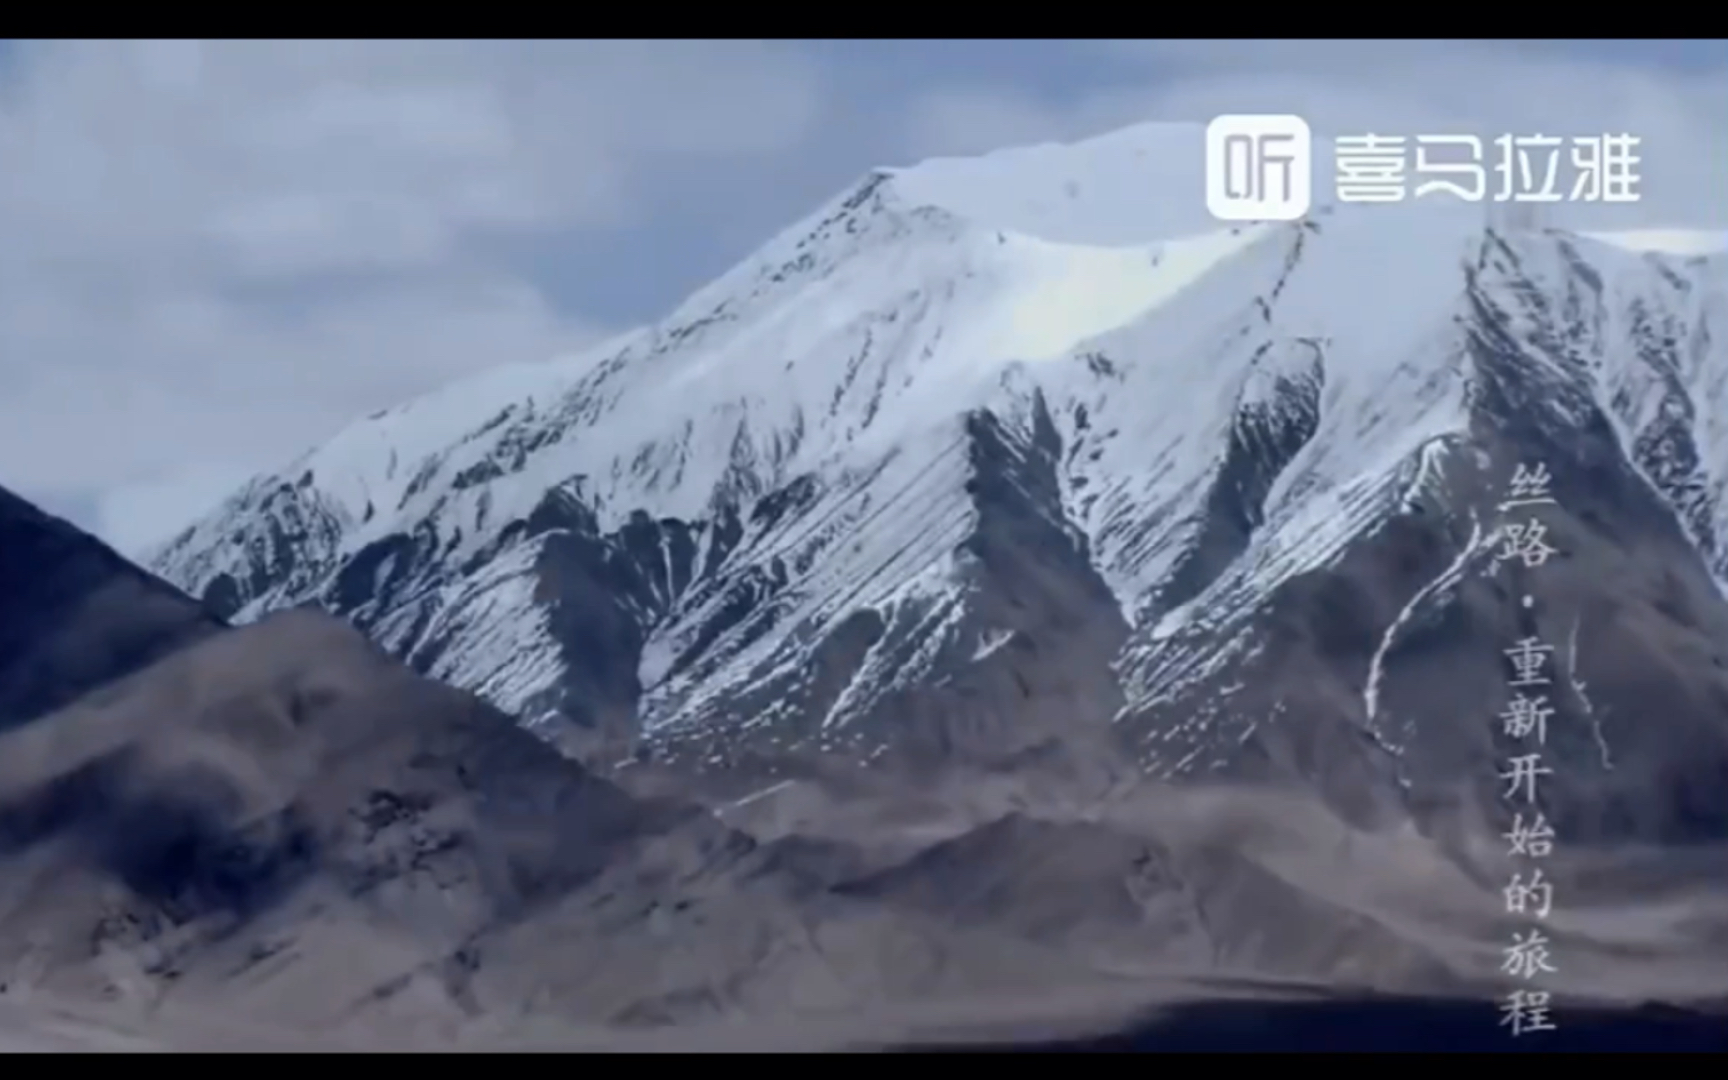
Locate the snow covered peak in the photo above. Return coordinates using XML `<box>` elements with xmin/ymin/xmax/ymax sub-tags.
<box><xmin>285</xmin><ymin>118</ymin><xmax>1241</xmax><ymax>525</ymax></box>
<box><xmin>161</xmin><ymin>157</ymin><xmax>1271</xmax><ymax>571</ymax></box>
<box><xmin>884</xmin><ymin>121</ymin><xmax>1217</xmax><ymax>246</ymax></box>
<box><xmin>152</xmin><ymin>119</ymin><xmax>1728</xmax><ymax>782</ymax></box>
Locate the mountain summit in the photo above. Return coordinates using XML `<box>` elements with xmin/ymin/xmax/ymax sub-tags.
<box><xmin>152</xmin><ymin>123</ymin><xmax>1728</xmax><ymax>847</ymax></box>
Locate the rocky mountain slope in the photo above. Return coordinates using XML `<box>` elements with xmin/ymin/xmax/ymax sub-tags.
<box><xmin>0</xmin><ymin>489</ymin><xmax>1451</xmax><ymax>1034</ymax></box>
<box><xmin>0</xmin><ymin>484</ymin><xmax>719</xmax><ymax>1027</ymax></box>
<box><xmin>3</xmin><ymin>486</ymin><xmax>1727</xmax><ymax>1044</ymax></box>
<box><xmin>149</xmin><ymin>123</ymin><xmax>1728</xmax><ymax>856</ymax></box>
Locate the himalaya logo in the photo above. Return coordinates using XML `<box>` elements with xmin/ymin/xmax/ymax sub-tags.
<box><xmin>1207</xmin><ymin>114</ymin><xmax>1645</xmax><ymax>223</ymax></box>
<box><xmin>1205</xmin><ymin>115</ymin><xmax>1314</xmax><ymax>223</ymax></box>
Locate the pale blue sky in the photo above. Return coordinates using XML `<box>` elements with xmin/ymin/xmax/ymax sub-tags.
<box><xmin>2</xmin><ymin>39</ymin><xmax>1724</xmax><ymax>551</ymax></box>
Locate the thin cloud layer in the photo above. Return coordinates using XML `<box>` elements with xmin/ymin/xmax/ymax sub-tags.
<box><xmin>0</xmin><ymin>40</ymin><xmax>822</xmax><ymax>551</ymax></box>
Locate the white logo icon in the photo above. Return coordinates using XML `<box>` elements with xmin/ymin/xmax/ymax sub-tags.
<box><xmin>1206</xmin><ymin>115</ymin><xmax>1312</xmax><ymax>221</ymax></box>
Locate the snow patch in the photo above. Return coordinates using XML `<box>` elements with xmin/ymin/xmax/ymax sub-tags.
<box><xmin>1580</xmin><ymin>229</ymin><xmax>1728</xmax><ymax>257</ymax></box>
<box><xmin>1364</xmin><ymin>510</ymin><xmax>1482</xmax><ymax>729</ymax></box>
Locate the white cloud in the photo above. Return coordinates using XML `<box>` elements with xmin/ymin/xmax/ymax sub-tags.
<box><xmin>95</xmin><ymin>461</ymin><xmax>257</xmax><ymax>559</ymax></box>
<box><xmin>903</xmin><ymin>87</ymin><xmax>1074</xmax><ymax>160</ymax></box>
<box><xmin>0</xmin><ymin>39</ymin><xmax>824</xmax><ymax>552</ymax></box>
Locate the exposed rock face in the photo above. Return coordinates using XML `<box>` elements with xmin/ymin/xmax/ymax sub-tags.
<box><xmin>1128</xmin><ymin>234</ymin><xmax>1728</xmax><ymax>851</ymax></box>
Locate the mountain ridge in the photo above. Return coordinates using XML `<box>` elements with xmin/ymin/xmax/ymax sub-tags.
<box><xmin>147</xmin><ymin>125</ymin><xmax>1728</xmax><ymax>840</ymax></box>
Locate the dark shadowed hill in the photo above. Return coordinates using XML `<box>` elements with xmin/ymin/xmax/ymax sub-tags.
<box><xmin>0</xmin><ymin>485</ymin><xmax>223</xmax><ymax>731</ymax></box>
<box><xmin>909</xmin><ymin>994</ymin><xmax>1728</xmax><ymax>1052</ymax></box>
<box><xmin>0</xmin><ymin>484</ymin><xmax>713</xmax><ymax>1030</ymax></box>
<box><xmin>0</xmin><ymin>604</ymin><xmax>713</xmax><ymax>1025</ymax></box>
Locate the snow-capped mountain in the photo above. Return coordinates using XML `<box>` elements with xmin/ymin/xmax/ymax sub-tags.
<box><xmin>153</xmin><ymin>122</ymin><xmax>1728</xmax><ymax>842</ymax></box>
